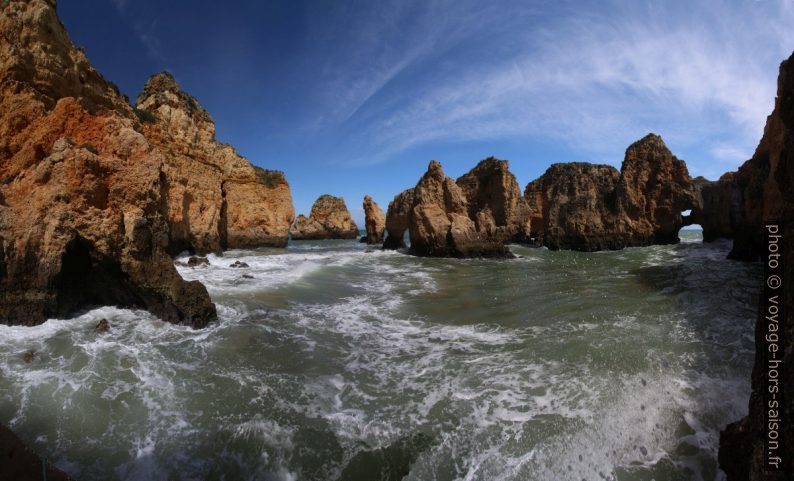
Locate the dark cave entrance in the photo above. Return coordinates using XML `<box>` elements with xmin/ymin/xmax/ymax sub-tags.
<box><xmin>54</xmin><ymin>235</ymin><xmax>143</xmax><ymax>317</ymax></box>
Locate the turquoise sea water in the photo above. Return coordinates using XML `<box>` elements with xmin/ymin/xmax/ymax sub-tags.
<box><xmin>0</xmin><ymin>231</ymin><xmax>762</xmax><ymax>480</ymax></box>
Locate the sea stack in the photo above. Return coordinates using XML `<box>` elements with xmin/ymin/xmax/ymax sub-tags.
<box><xmin>456</xmin><ymin>157</ymin><xmax>532</xmax><ymax>244</ymax></box>
<box><xmin>0</xmin><ymin>0</ymin><xmax>215</xmax><ymax>327</ymax></box>
<box><xmin>384</xmin><ymin>160</ymin><xmax>511</xmax><ymax>257</ymax></box>
<box><xmin>291</xmin><ymin>195</ymin><xmax>359</xmax><ymax>240</ymax></box>
<box><xmin>136</xmin><ymin>72</ymin><xmax>295</xmax><ymax>253</ymax></box>
<box><xmin>524</xmin><ymin>134</ymin><xmax>698</xmax><ymax>251</ymax></box>
<box><xmin>362</xmin><ymin>195</ymin><xmax>386</xmax><ymax>244</ymax></box>
<box><xmin>524</xmin><ymin>162</ymin><xmax>622</xmax><ymax>251</ymax></box>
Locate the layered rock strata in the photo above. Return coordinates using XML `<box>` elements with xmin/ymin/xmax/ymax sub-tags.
<box><xmin>290</xmin><ymin>195</ymin><xmax>358</xmax><ymax>240</ymax></box>
<box><xmin>0</xmin><ymin>0</ymin><xmax>215</xmax><ymax>327</ymax></box>
<box><xmin>362</xmin><ymin>195</ymin><xmax>386</xmax><ymax>244</ymax></box>
<box><xmin>136</xmin><ymin>72</ymin><xmax>294</xmax><ymax>253</ymax></box>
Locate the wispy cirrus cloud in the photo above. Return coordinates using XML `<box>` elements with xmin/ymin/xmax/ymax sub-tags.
<box><xmin>311</xmin><ymin>0</ymin><xmax>794</xmax><ymax>173</ymax></box>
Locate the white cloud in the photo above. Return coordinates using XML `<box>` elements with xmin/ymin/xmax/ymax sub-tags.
<box><xmin>318</xmin><ymin>0</ymin><xmax>794</xmax><ymax>172</ymax></box>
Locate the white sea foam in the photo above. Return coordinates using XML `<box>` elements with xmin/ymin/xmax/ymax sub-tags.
<box><xmin>0</xmin><ymin>238</ymin><xmax>759</xmax><ymax>481</ymax></box>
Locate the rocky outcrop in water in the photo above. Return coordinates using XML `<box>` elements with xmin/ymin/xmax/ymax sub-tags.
<box><xmin>718</xmin><ymin>51</ymin><xmax>793</xmax><ymax>481</ymax></box>
<box><xmin>362</xmin><ymin>195</ymin><xmax>385</xmax><ymax>244</ymax></box>
<box><xmin>524</xmin><ymin>162</ymin><xmax>621</xmax><ymax>250</ymax></box>
<box><xmin>456</xmin><ymin>157</ymin><xmax>531</xmax><ymax>243</ymax></box>
<box><xmin>691</xmin><ymin>174</ymin><xmax>738</xmax><ymax>242</ymax></box>
<box><xmin>383</xmin><ymin>188</ymin><xmax>415</xmax><ymax>249</ymax></box>
<box><xmin>383</xmin><ymin>160</ymin><xmax>511</xmax><ymax>257</ymax></box>
<box><xmin>136</xmin><ymin>72</ymin><xmax>294</xmax><ymax>253</ymax></box>
<box><xmin>290</xmin><ymin>195</ymin><xmax>358</xmax><ymax>240</ymax></box>
<box><xmin>524</xmin><ymin>134</ymin><xmax>697</xmax><ymax>250</ymax></box>
<box><xmin>0</xmin><ymin>0</ymin><xmax>215</xmax><ymax>327</ymax></box>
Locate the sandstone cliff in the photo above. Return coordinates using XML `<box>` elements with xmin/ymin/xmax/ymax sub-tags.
<box><xmin>384</xmin><ymin>160</ymin><xmax>511</xmax><ymax>257</ymax></box>
<box><xmin>524</xmin><ymin>162</ymin><xmax>621</xmax><ymax>250</ymax></box>
<box><xmin>290</xmin><ymin>195</ymin><xmax>358</xmax><ymax>240</ymax></box>
<box><xmin>456</xmin><ymin>157</ymin><xmax>531</xmax><ymax>243</ymax></box>
<box><xmin>0</xmin><ymin>0</ymin><xmax>215</xmax><ymax>327</ymax></box>
<box><xmin>136</xmin><ymin>72</ymin><xmax>294</xmax><ymax>253</ymax></box>
<box><xmin>383</xmin><ymin>188</ymin><xmax>415</xmax><ymax>249</ymax></box>
<box><xmin>524</xmin><ymin>135</ymin><xmax>697</xmax><ymax>251</ymax></box>
<box><xmin>691</xmin><ymin>173</ymin><xmax>739</xmax><ymax>242</ymax></box>
<box><xmin>718</xmin><ymin>51</ymin><xmax>793</xmax><ymax>481</ymax></box>
<box><xmin>362</xmin><ymin>195</ymin><xmax>385</xmax><ymax>244</ymax></box>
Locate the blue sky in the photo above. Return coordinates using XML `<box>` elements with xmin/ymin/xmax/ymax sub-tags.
<box><xmin>59</xmin><ymin>0</ymin><xmax>794</xmax><ymax>225</ymax></box>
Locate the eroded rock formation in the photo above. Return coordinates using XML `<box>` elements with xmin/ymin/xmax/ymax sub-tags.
<box><xmin>290</xmin><ymin>195</ymin><xmax>358</xmax><ymax>240</ymax></box>
<box><xmin>383</xmin><ymin>188</ymin><xmax>415</xmax><ymax>249</ymax></box>
<box><xmin>691</xmin><ymin>174</ymin><xmax>739</xmax><ymax>242</ymax></box>
<box><xmin>362</xmin><ymin>195</ymin><xmax>385</xmax><ymax>244</ymax></box>
<box><xmin>136</xmin><ymin>72</ymin><xmax>294</xmax><ymax>253</ymax></box>
<box><xmin>384</xmin><ymin>160</ymin><xmax>511</xmax><ymax>257</ymax></box>
<box><xmin>524</xmin><ymin>134</ymin><xmax>698</xmax><ymax>251</ymax></box>
<box><xmin>0</xmin><ymin>0</ymin><xmax>215</xmax><ymax>327</ymax></box>
<box><xmin>524</xmin><ymin>163</ymin><xmax>621</xmax><ymax>250</ymax></box>
<box><xmin>718</xmin><ymin>51</ymin><xmax>793</xmax><ymax>481</ymax></box>
<box><xmin>456</xmin><ymin>157</ymin><xmax>531</xmax><ymax>243</ymax></box>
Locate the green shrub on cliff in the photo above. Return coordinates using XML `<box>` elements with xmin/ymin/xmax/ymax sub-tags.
<box><xmin>254</xmin><ymin>167</ymin><xmax>285</xmax><ymax>188</ymax></box>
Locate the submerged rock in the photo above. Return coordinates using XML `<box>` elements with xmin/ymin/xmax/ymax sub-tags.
<box><xmin>0</xmin><ymin>0</ymin><xmax>215</xmax><ymax>327</ymax></box>
<box><xmin>22</xmin><ymin>350</ymin><xmax>34</xmax><ymax>363</ymax></box>
<box><xmin>187</xmin><ymin>256</ymin><xmax>209</xmax><ymax>267</ymax></box>
<box><xmin>362</xmin><ymin>195</ymin><xmax>386</xmax><ymax>244</ymax></box>
<box><xmin>291</xmin><ymin>195</ymin><xmax>358</xmax><ymax>240</ymax></box>
<box><xmin>95</xmin><ymin>318</ymin><xmax>110</xmax><ymax>333</ymax></box>
<box><xmin>229</xmin><ymin>260</ymin><xmax>249</xmax><ymax>268</ymax></box>
<box><xmin>338</xmin><ymin>432</ymin><xmax>435</xmax><ymax>481</ymax></box>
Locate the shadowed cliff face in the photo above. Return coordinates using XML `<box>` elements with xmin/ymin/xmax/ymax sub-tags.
<box><xmin>0</xmin><ymin>0</ymin><xmax>217</xmax><ymax>327</ymax></box>
<box><xmin>136</xmin><ymin>72</ymin><xmax>295</xmax><ymax>253</ymax></box>
<box><xmin>290</xmin><ymin>195</ymin><xmax>358</xmax><ymax>240</ymax></box>
<box><xmin>718</xmin><ymin>51</ymin><xmax>793</xmax><ymax>481</ymax></box>
<box><xmin>691</xmin><ymin>173</ymin><xmax>739</xmax><ymax>242</ymax></box>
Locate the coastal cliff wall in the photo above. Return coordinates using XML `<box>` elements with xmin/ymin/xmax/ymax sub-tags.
<box><xmin>0</xmin><ymin>0</ymin><xmax>294</xmax><ymax>327</ymax></box>
<box><xmin>0</xmin><ymin>0</ymin><xmax>215</xmax><ymax>327</ymax></box>
<box><xmin>718</xmin><ymin>51</ymin><xmax>793</xmax><ymax>481</ymax></box>
<box><xmin>136</xmin><ymin>73</ymin><xmax>294</xmax><ymax>253</ymax></box>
